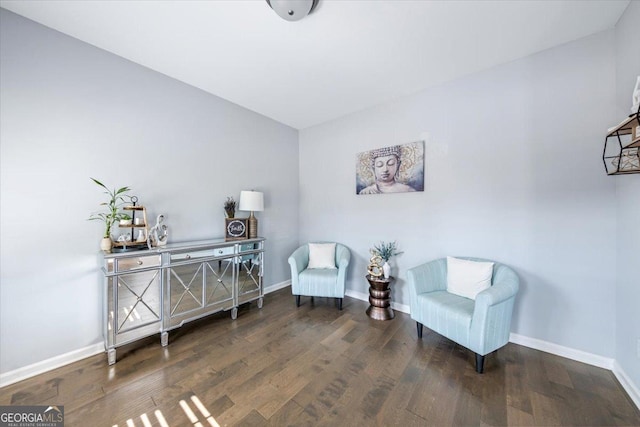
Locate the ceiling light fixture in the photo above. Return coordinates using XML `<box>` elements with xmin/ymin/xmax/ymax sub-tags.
<box><xmin>266</xmin><ymin>0</ymin><xmax>319</xmax><ymax>22</ymax></box>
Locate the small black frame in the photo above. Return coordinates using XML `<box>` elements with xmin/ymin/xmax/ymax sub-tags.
<box><xmin>225</xmin><ymin>218</ymin><xmax>248</xmax><ymax>241</ymax></box>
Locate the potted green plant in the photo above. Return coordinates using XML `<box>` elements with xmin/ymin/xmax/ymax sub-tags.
<box><xmin>224</xmin><ymin>196</ymin><xmax>236</xmax><ymax>218</ymax></box>
<box><xmin>372</xmin><ymin>241</ymin><xmax>403</xmax><ymax>279</ymax></box>
<box><xmin>119</xmin><ymin>214</ymin><xmax>132</xmax><ymax>226</ymax></box>
<box><xmin>89</xmin><ymin>178</ymin><xmax>131</xmax><ymax>251</ymax></box>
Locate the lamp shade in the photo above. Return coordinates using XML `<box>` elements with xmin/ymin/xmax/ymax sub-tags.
<box><xmin>239</xmin><ymin>191</ymin><xmax>264</xmax><ymax>212</ymax></box>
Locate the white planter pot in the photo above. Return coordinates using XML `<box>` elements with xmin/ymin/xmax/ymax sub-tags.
<box><xmin>100</xmin><ymin>237</ymin><xmax>112</xmax><ymax>252</ymax></box>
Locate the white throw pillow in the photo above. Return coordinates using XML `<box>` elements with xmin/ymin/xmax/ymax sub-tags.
<box><xmin>307</xmin><ymin>243</ymin><xmax>337</xmax><ymax>269</ymax></box>
<box><xmin>446</xmin><ymin>256</ymin><xmax>494</xmax><ymax>300</ymax></box>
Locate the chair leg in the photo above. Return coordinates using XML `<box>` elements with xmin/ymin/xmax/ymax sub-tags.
<box><xmin>295</xmin><ymin>295</ymin><xmax>300</xmax><ymax>307</ymax></box>
<box><xmin>338</xmin><ymin>298</ymin><xmax>343</xmax><ymax>310</ymax></box>
<box><xmin>475</xmin><ymin>353</ymin><xmax>485</xmax><ymax>374</ymax></box>
<box><xmin>416</xmin><ymin>322</ymin><xmax>423</xmax><ymax>339</ymax></box>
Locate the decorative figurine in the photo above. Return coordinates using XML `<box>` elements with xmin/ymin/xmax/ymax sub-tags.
<box><xmin>367</xmin><ymin>249</ymin><xmax>384</xmax><ymax>278</ymax></box>
<box><xmin>147</xmin><ymin>214</ymin><xmax>168</xmax><ymax>248</ymax></box>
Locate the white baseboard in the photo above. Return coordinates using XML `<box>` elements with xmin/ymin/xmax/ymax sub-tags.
<box><xmin>392</xmin><ymin>301</ymin><xmax>410</xmax><ymax>314</ymax></box>
<box><xmin>509</xmin><ymin>333</ymin><xmax>639</xmax><ymax>410</ymax></box>
<box><xmin>343</xmin><ymin>291</ymin><xmax>639</xmax><ymax>411</ymax></box>
<box><xmin>2</xmin><ymin>288</ymin><xmax>638</xmax><ymax>412</ymax></box>
<box><xmin>345</xmin><ymin>289</ymin><xmax>368</xmax><ymax>303</ymax></box>
<box><xmin>508</xmin><ymin>333</ymin><xmax>614</xmax><ymax>370</ymax></box>
<box><xmin>345</xmin><ymin>289</ymin><xmax>410</xmax><ymax>314</ymax></box>
<box><xmin>612</xmin><ymin>361</ymin><xmax>640</xmax><ymax>410</ymax></box>
<box><xmin>0</xmin><ymin>343</ymin><xmax>104</xmax><ymax>388</ymax></box>
<box><xmin>0</xmin><ymin>282</ymin><xmax>292</xmax><ymax>389</ymax></box>
<box><xmin>265</xmin><ymin>280</ymin><xmax>290</xmax><ymax>293</ymax></box>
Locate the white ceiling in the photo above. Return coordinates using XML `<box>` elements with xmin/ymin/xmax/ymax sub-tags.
<box><xmin>0</xmin><ymin>0</ymin><xmax>630</xmax><ymax>129</ymax></box>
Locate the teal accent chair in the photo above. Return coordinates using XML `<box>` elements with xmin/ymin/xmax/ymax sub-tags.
<box><xmin>407</xmin><ymin>257</ymin><xmax>519</xmax><ymax>373</ymax></box>
<box><xmin>288</xmin><ymin>243</ymin><xmax>351</xmax><ymax>310</ymax></box>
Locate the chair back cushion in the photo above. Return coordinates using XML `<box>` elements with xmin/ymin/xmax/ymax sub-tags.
<box><xmin>446</xmin><ymin>256</ymin><xmax>494</xmax><ymax>300</ymax></box>
<box><xmin>307</xmin><ymin>243</ymin><xmax>337</xmax><ymax>269</ymax></box>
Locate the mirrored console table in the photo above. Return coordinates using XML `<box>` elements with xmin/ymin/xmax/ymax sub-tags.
<box><xmin>101</xmin><ymin>237</ymin><xmax>264</xmax><ymax>364</ymax></box>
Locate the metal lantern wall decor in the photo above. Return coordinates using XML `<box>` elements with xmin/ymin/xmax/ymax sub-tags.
<box><xmin>603</xmin><ymin>76</ymin><xmax>640</xmax><ymax>175</ymax></box>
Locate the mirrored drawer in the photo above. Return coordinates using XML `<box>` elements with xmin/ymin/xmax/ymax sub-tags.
<box><xmin>170</xmin><ymin>246</ymin><xmax>234</xmax><ymax>262</ymax></box>
<box><xmin>113</xmin><ymin>255</ymin><xmax>161</xmax><ymax>272</ymax></box>
<box><xmin>238</xmin><ymin>243</ymin><xmax>259</xmax><ymax>254</ymax></box>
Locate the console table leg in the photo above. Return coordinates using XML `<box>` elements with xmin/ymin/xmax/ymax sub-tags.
<box><xmin>107</xmin><ymin>348</ymin><xmax>116</xmax><ymax>365</ymax></box>
<box><xmin>161</xmin><ymin>332</ymin><xmax>169</xmax><ymax>347</ymax></box>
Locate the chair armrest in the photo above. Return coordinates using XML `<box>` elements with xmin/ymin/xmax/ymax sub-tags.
<box><xmin>288</xmin><ymin>246</ymin><xmax>308</xmax><ymax>277</ymax></box>
<box><xmin>474</xmin><ymin>278</ymin><xmax>518</xmax><ymax>308</ymax></box>
<box><xmin>407</xmin><ymin>259</ymin><xmax>447</xmax><ymax>318</ymax></box>
<box><xmin>337</xmin><ymin>247</ymin><xmax>351</xmax><ymax>269</ymax></box>
<box><xmin>475</xmin><ymin>265</ymin><xmax>519</xmax><ymax>307</ymax></box>
<box><xmin>469</xmin><ymin>266</ymin><xmax>519</xmax><ymax>354</ymax></box>
<box><xmin>336</xmin><ymin>247</ymin><xmax>351</xmax><ymax>286</ymax></box>
<box><xmin>407</xmin><ymin>259</ymin><xmax>447</xmax><ymax>297</ymax></box>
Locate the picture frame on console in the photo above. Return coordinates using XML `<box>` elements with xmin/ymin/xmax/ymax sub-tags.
<box><xmin>225</xmin><ymin>218</ymin><xmax>248</xmax><ymax>241</ymax></box>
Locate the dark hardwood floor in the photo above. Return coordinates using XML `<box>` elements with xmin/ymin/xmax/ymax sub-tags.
<box><xmin>1</xmin><ymin>288</ymin><xmax>639</xmax><ymax>426</ymax></box>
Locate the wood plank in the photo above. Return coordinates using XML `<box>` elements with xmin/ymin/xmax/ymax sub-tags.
<box><xmin>1</xmin><ymin>288</ymin><xmax>638</xmax><ymax>426</ymax></box>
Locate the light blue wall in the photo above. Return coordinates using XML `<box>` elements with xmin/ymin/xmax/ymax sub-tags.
<box><xmin>299</xmin><ymin>30</ymin><xmax>619</xmax><ymax>358</ymax></box>
<box><xmin>614</xmin><ymin>0</ymin><xmax>640</xmax><ymax>393</ymax></box>
<box><xmin>0</xmin><ymin>9</ymin><xmax>299</xmax><ymax>374</ymax></box>
<box><xmin>0</xmin><ymin>3</ymin><xmax>635</xmax><ymax>387</ymax></box>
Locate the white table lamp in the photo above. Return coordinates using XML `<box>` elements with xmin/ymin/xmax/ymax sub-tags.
<box><xmin>239</xmin><ymin>191</ymin><xmax>264</xmax><ymax>239</ymax></box>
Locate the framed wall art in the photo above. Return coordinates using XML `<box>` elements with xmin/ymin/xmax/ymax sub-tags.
<box><xmin>356</xmin><ymin>141</ymin><xmax>424</xmax><ymax>195</ymax></box>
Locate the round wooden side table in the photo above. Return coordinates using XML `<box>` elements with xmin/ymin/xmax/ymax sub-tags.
<box><xmin>365</xmin><ymin>275</ymin><xmax>395</xmax><ymax>320</ymax></box>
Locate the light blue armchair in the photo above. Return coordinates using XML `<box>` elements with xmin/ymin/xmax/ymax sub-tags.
<box><xmin>288</xmin><ymin>243</ymin><xmax>351</xmax><ymax>310</ymax></box>
<box><xmin>407</xmin><ymin>257</ymin><xmax>519</xmax><ymax>373</ymax></box>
